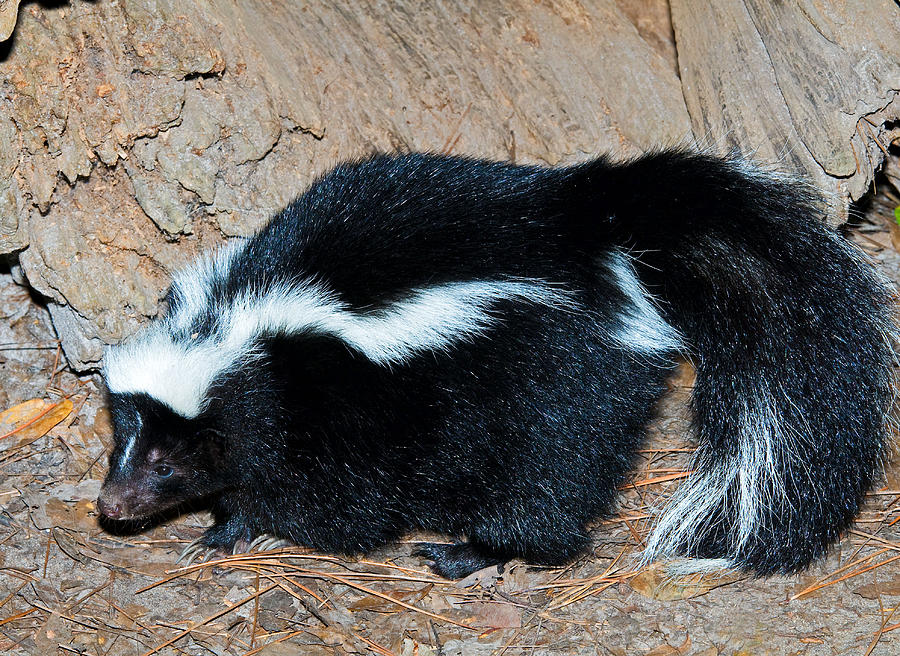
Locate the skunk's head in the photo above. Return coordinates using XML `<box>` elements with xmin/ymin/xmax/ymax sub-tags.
<box><xmin>97</xmin><ymin>392</ymin><xmax>229</xmax><ymax>521</ymax></box>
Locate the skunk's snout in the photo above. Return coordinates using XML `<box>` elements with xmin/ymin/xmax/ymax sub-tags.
<box><xmin>97</xmin><ymin>485</ymin><xmax>130</xmax><ymax>520</ymax></box>
<box><xmin>97</xmin><ymin>494</ymin><xmax>122</xmax><ymax>519</ymax></box>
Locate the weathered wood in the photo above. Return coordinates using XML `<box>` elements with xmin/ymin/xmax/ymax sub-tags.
<box><xmin>0</xmin><ymin>1</ymin><xmax>897</xmax><ymax>369</ymax></box>
<box><xmin>0</xmin><ymin>0</ymin><xmax>19</xmax><ymax>42</ymax></box>
<box><xmin>671</xmin><ymin>0</ymin><xmax>900</xmax><ymax>203</ymax></box>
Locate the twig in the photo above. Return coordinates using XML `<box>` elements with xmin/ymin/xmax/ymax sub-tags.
<box><xmin>0</xmin><ymin>606</ymin><xmax>40</xmax><ymax>627</ymax></box>
<box><xmin>139</xmin><ymin>584</ymin><xmax>278</xmax><ymax>656</ymax></box>
<box><xmin>865</xmin><ymin>597</ymin><xmax>898</xmax><ymax>656</ymax></box>
<box><xmin>622</xmin><ymin>471</ymin><xmax>692</xmax><ymax>489</ymax></box>
<box><xmin>791</xmin><ymin>552</ymin><xmax>900</xmax><ymax>601</ymax></box>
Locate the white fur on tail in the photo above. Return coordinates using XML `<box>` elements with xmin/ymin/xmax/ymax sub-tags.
<box><xmin>641</xmin><ymin>386</ymin><xmax>810</xmax><ymax>570</ymax></box>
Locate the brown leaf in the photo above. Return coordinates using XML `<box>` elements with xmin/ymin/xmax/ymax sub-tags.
<box><xmin>890</xmin><ymin>218</ymin><xmax>900</xmax><ymax>253</ymax></box>
<box><xmin>630</xmin><ymin>563</ymin><xmax>740</xmax><ymax>601</ymax></box>
<box><xmin>348</xmin><ymin>586</ymin><xmax>429</xmax><ymax>612</ymax></box>
<box><xmin>0</xmin><ymin>398</ymin><xmax>74</xmax><ymax>447</ymax></box>
<box><xmin>51</xmin><ymin>527</ymin><xmax>91</xmax><ymax>566</ymax></box>
<box><xmin>115</xmin><ymin>604</ymin><xmax>149</xmax><ymax>629</ymax></box>
<box><xmin>0</xmin><ymin>399</ymin><xmax>48</xmax><ymax>429</ymax></box>
<box><xmin>645</xmin><ymin>635</ymin><xmax>691</xmax><ymax>655</ymax></box>
<box><xmin>99</xmin><ymin>546</ymin><xmax>179</xmax><ymax>578</ymax></box>
<box><xmin>308</xmin><ymin>626</ymin><xmax>361</xmax><ymax>652</ymax></box>
<box><xmin>454</xmin><ymin>563</ymin><xmax>503</xmax><ymax>588</ymax></box>
<box><xmin>0</xmin><ymin>0</ymin><xmax>21</xmax><ymax>42</ymax></box>
<box><xmin>854</xmin><ymin>573</ymin><xmax>900</xmax><ymax>599</ymax></box>
<box><xmin>468</xmin><ymin>601</ymin><xmax>521</xmax><ymax>629</ymax></box>
<box><xmin>667</xmin><ymin>360</ymin><xmax>696</xmax><ymax>390</ymax></box>
<box><xmin>44</xmin><ymin>497</ymin><xmax>97</xmax><ymax>533</ymax></box>
<box><xmin>34</xmin><ymin>611</ymin><xmax>70</xmax><ymax>653</ymax></box>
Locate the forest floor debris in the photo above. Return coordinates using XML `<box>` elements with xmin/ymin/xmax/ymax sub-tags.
<box><xmin>2</xmin><ymin>191</ymin><xmax>900</xmax><ymax>655</ymax></box>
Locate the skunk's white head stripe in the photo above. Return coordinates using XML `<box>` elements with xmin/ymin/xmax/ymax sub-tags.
<box><xmin>117</xmin><ymin>410</ymin><xmax>142</xmax><ymax>475</ymax></box>
<box><xmin>104</xmin><ymin>276</ymin><xmax>577</xmax><ymax>419</ymax></box>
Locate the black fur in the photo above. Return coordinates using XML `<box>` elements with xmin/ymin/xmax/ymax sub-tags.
<box><xmin>98</xmin><ymin>150</ymin><xmax>895</xmax><ymax>578</ymax></box>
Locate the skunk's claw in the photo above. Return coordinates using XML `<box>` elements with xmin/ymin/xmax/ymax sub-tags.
<box><xmin>177</xmin><ymin>538</ymin><xmax>230</xmax><ymax>566</ymax></box>
<box><xmin>176</xmin><ymin>537</ymin><xmax>220</xmax><ymax>566</ymax></box>
<box><xmin>248</xmin><ymin>533</ymin><xmax>293</xmax><ymax>553</ymax></box>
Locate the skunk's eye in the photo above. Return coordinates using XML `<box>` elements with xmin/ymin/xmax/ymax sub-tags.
<box><xmin>154</xmin><ymin>464</ymin><xmax>173</xmax><ymax>478</ymax></box>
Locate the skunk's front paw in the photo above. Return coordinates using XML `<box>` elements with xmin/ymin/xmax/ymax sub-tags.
<box><xmin>176</xmin><ymin>517</ymin><xmax>256</xmax><ymax>565</ymax></box>
<box><xmin>176</xmin><ymin>533</ymin><xmax>294</xmax><ymax>565</ymax></box>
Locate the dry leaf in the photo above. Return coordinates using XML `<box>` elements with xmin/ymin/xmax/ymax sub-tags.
<box><xmin>44</xmin><ymin>497</ymin><xmax>98</xmax><ymax>533</ymax></box>
<box><xmin>0</xmin><ymin>398</ymin><xmax>74</xmax><ymax>447</ymax></box>
<box><xmin>92</xmin><ymin>407</ymin><xmax>114</xmax><ymax>439</ymax></box>
<box><xmin>308</xmin><ymin>625</ymin><xmax>360</xmax><ymax>652</ymax></box>
<box><xmin>890</xmin><ymin>217</ymin><xmax>900</xmax><ymax>253</ymax></box>
<box><xmin>0</xmin><ymin>399</ymin><xmax>48</xmax><ymax>430</ymax></box>
<box><xmin>854</xmin><ymin>574</ymin><xmax>900</xmax><ymax>599</ymax></box>
<box><xmin>348</xmin><ymin>586</ymin><xmax>429</xmax><ymax>612</ymax></box>
<box><xmin>454</xmin><ymin>563</ymin><xmax>503</xmax><ymax>588</ymax></box>
<box><xmin>254</xmin><ymin>642</ymin><xmax>311</xmax><ymax>655</ymax></box>
<box><xmin>630</xmin><ymin>562</ymin><xmax>740</xmax><ymax>601</ymax></box>
<box><xmin>645</xmin><ymin>636</ymin><xmax>691</xmax><ymax>655</ymax></box>
<box><xmin>667</xmin><ymin>360</ymin><xmax>696</xmax><ymax>389</ymax></box>
<box><xmin>0</xmin><ymin>0</ymin><xmax>21</xmax><ymax>42</ymax></box>
<box><xmin>85</xmin><ymin>542</ymin><xmax>176</xmax><ymax>578</ymax></box>
<box><xmin>115</xmin><ymin>604</ymin><xmax>150</xmax><ymax>630</ymax></box>
<box><xmin>884</xmin><ymin>449</ymin><xmax>900</xmax><ymax>490</ymax></box>
<box><xmin>51</xmin><ymin>527</ymin><xmax>91</xmax><ymax>566</ymax></box>
<box><xmin>34</xmin><ymin>611</ymin><xmax>70</xmax><ymax>653</ymax></box>
<box><xmin>469</xmin><ymin>601</ymin><xmax>521</xmax><ymax>629</ymax></box>
<box><xmin>52</xmin><ymin>480</ymin><xmax>103</xmax><ymax>503</ymax></box>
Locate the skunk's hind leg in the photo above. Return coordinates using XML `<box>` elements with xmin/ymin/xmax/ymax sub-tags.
<box><xmin>413</xmin><ymin>542</ymin><xmax>504</xmax><ymax>578</ymax></box>
<box><xmin>415</xmin><ymin>518</ymin><xmax>591</xmax><ymax>579</ymax></box>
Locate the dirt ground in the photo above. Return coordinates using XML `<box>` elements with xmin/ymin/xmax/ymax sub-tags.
<box><xmin>2</xmin><ymin>191</ymin><xmax>900</xmax><ymax>655</ymax></box>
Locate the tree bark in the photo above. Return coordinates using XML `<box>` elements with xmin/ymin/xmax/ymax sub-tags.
<box><xmin>0</xmin><ymin>0</ymin><xmax>897</xmax><ymax>369</ymax></box>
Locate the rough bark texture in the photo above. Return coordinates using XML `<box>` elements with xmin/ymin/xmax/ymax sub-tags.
<box><xmin>0</xmin><ymin>0</ymin><xmax>898</xmax><ymax>369</ymax></box>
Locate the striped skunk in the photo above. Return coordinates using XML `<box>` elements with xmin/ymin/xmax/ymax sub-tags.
<box><xmin>97</xmin><ymin>149</ymin><xmax>895</xmax><ymax>579</ymax></box>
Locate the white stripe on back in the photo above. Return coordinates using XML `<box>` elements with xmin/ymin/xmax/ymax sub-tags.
<box><xmin>604</xmin><ymin>249</ymin><xmax>682</xmax><ymax>354</ymax></box>
<box><xmin>105</xmin><ymin>274</ymin><xmax>577</xmax><ymax>419</ymax></box>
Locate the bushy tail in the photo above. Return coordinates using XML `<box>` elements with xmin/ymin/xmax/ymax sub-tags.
<box><xmin>574</xmin><ymin>150</ymin><xmax>896</xmax><ymax>574</ymax></box>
